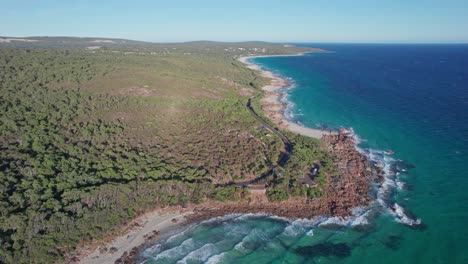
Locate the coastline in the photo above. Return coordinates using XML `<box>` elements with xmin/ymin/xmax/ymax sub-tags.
<box><xmin>74</xmin><ymin>53</ymin><xmax>374</xmax><ymax>263</ymax></box>
<box><xmin>73</xmin><ymin>207</ymin><xmax>193</xmax><ymax>263</ymax></box>
<box><xmin>71</xmin><ymin>195</ymin><xmax>327</xmax><ymax>263</ymax></box>
<box><xmin>238</xmin><ymin>54</ymin><xmax>336</xmax><ymax>139</ymax></box>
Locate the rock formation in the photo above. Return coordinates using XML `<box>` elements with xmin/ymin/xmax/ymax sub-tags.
<box><xmin>322</xmin><ymin>128</ymin><xmax>374</xmax><ymax>216</ymax></box>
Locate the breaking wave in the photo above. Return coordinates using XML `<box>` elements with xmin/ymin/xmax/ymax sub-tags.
<box><xmin>344</xmin><ymin>128</ymin><xmax>422</xmax><ymax>227</ymax></box>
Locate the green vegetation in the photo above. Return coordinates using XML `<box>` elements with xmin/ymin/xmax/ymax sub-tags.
<box><xmin>265</xmin><ymin>133</ymin><xmax>334</xmax><ymax>201</ymax></box>
<box><xmin>0</xmin><ymin>38</ymin><xmax>330</xmax><ymax>263</ymax></box>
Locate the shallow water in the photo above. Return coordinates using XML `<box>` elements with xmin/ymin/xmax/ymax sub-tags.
<box><xmin>141</xmin><ymin>44</ymin><xmax>468</xmax><ymax>263</ymax></box>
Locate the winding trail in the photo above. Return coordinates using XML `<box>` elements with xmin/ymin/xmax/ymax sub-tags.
<box><xmin>218</xmin><ymin>97</ymin><xmax>293</xmax><ymax>188</ymax></box>
<box><xmin>245</xmin><ymin>97</ymin><xmax>292</xmax><ymax>165</ymax></box>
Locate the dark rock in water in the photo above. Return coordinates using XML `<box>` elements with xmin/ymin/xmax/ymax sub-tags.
<box><xmin>390</xmin><ymin>164</ymin><xmax>400</xmax><ymax>174</ymax></box>
<box><xmin>383</xmin><ymin>235</ymin><xmax>403</xmax><ymax>250</ymax></box>
<box><xmin>294</xmin><ymin>242</ymin><xmax>351</xmax><ymax>258</ymax></box>
<box><xmin>388</xmin><ymin>160</ymin><xmax>416</xmax><ymax>175</ymax></box>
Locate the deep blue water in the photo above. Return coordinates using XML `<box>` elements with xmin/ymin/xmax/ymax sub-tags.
<box><xmin>141</xmin><ymin>44</ymin><xmax>468</xmax><ymax>263</ymax></box>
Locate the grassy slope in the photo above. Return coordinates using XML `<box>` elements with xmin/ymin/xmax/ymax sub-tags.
<box><xmin>0</xmin><ymin>38</ymin><xmax>333</xmax><ymax>263</ymax></box>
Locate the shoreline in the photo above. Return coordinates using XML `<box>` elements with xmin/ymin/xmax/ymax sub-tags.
<box><xmin>73</xmin><ymin>206</ymin><xmax>193</xmax><ymax>263</ymax></box>
<box><xmin>74</xmin><ymin>52</ymin><xmax>372</xmax><ymax>263</ymax></box>
<box><xmin>238</xmin><ymin>54</ymin><xmax>336</xmax><ymax>139</ymax></box>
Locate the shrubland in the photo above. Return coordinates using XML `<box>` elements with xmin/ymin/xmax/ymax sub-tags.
<box><xmin>0</xmin><ymin>38</ymin><xmax>332</xmax><ymax>262</ymax></box>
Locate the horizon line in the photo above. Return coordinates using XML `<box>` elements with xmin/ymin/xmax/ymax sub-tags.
<box><xmin>2</xmin><ymin>35</ymin><xmax>468</xmax><ymax>45</ymax></box>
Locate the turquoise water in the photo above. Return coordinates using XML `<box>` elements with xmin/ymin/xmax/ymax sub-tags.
<box><xmin>141</xmin><ymin>45</ymin><xmax>468</xmax><ymax>263</ymax></box>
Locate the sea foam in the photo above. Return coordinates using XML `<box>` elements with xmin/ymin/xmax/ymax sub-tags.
<box><xmin>177</xmin><ymin>243</ymin><xmax>219</xmax><ymax>264</ymax></box>
<box><xmin>344</xmin><ymin>128</ymin><xmax>421</xmax><ymax>226</ymax></box>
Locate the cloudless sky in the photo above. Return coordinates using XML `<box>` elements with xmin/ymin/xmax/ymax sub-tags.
<box><xmin>1</xmin><ymin>0</ymin><xmax>468</xmax><ymax>43</ymax></box>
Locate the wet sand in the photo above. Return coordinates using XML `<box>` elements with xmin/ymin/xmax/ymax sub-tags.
<box><xmin>75</xmin><ymin>207</ymin><xmax>193</xmax><ymax>264</ymax></box>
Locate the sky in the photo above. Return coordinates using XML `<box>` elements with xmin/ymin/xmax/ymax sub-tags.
<box><xmin>1</xmin><ymin>0</ymin><xmax>468</xmax><ymax>43</ymax></box>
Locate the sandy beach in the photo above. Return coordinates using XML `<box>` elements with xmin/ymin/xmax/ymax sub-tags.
<box><xmin>74</xmin><ymin>207</ymin><xmax>193</xmax><ymax>264</ymax></box>
<box><xmin>239</xmin><ymin>55</ymin><xmax>335</xmax><ymax>139</ymax></box>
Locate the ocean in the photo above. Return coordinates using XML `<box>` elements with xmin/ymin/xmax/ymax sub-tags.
<box><xmin>140</xmin><ymin>44</ymin><xmax>468</xmax><ymax>263</ymax></box>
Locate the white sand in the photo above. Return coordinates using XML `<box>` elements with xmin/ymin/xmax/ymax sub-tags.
<box><xmin>239</xmin><ymin>55</ymin><xmax>336</xmax><ymax>139</ymax></box>
<box><xmin>77</xmin><ymin>209</ymin><xmax>192</xmax><ymax>264</ymax></box>
<box><xmin>0</xmin><ymin>38</ymin><xmax>38</xmax><ymax>43</ymax></box>
<box><xmin>86</xmin><ymin>46</ymin><xmax>102</xmax><ymax>50</ymax></box>
<box><xmin>91</xmin><ymin>39</ymin><xmax>115</xmax><ymax>43</ymax></box>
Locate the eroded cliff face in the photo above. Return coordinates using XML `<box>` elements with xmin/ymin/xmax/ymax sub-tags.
<box><xmin>322</xmin><ymin>129</ymin><xmax>375</xmax><ymax>216</ymax></box>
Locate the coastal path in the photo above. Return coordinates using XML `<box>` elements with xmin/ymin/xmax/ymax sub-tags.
<box><xmin>216</xmin><ymin>96</ymin><xmax>292</xmax><ymax>189</ymax></box>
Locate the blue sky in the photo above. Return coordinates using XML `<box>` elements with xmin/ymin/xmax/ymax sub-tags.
<box><xmin>1</xmin><ymin>0</ymin><xmax>468</xmax><ymax>43</ymax></box>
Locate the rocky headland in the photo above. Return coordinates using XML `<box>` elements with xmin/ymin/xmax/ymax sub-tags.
<box><xmin>187</xmin><ymin>128</ymin><xmax>378</xmax><ymax>222</ymax></box>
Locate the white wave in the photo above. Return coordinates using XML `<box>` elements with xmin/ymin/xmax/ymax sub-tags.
<box><xmin>283</xmin><ymin>223</ymin><xmax>306</xmax><ymax>237</ymax></box>
<box><xmin>306</xmin><ymin>229</ymin><xmax>314</xmax><ymax>237</ymax></box>
<box><xmin>350</xmin><ymin>209</ymin><xmax>371</xmax><ymax>226</ymax></box>
<box><xmin>229</xmin><ymin>212</ymin><xmax>292</xmax><ymax>224</ymax></box>
<box><xmin>292</xmin><ymin>218</ymin><xmax>320</xmax><ymax>228</ymax></box>
<box><xmin>177</xmin><ymin>243</ymin><xmax>219</xmax><ymax>264</ymax></box>
<box><xmin>351</xmin><ymin>206</ymin><xmax>367</xmax><ymax>215</ymax></box>
<box><xmin>222</xmin><ymin>222</ymin><xmax>250</xmax><ymax>238</ymax></box>
<box><xmin>345</xmin><ymin>130</ymin><xmax>423</xmax><ymax>227</ymax></box>
<box><xmin>232</xmin><ymin>228</ymin><xmax>269</xmax><ymax>254</ymax></box>
<box><xmin>142</xmin><ymin>243</ymin><xmax>163</xmax><ymax>257</ymax></box>
<box><xmin>344</xmin><ymin>127</ymin><xmax>364</xmax><ymax>146</ymax></box>
<box><xmin>263</xmin><ymin>218</ymin><xmax>319</xmax><ymax>241</ymax></box>
<box><xmin>388</xmin><ymin>203</ymin><xmax>421</xmax><ymax>226</ymax></box>
<box><xmin>396</xmin><ymin>180</ymin><xmax>405</xmax><ymax>190</ymax></box>
<box><xmin>268</xmin><ymin>214</ymin><xmax>331</xmax><ymax>228</ymax></box>
<box><xmin>281</xmin><ymin>92</ymin><xmax>297</xmax><ymax>121</ymax></box>
<box><xmin>164</xmin><ymin>227</ymin><xmax>192</xmax><ymax>244</ymax></box>
<box><xmin>233</xmin><ymin>240</ymin><xmax>247</xmax><ymax>252</ymax></box>
<box><xmin>153</xmin><ymin>238</ymin><xmax>195</xmax><ymax>262</ymax></box>
<box><xmin>236</xmin><ymin>213</ymin><xmax>268</xmax><ymax>221</ymax></box>
<box><xmin>314</xmin><ymin>207</ymin><xmax>373</xmax><ymax>228</ymax></box>
<box><xmin>266</xmin><ymin>214</ymin><xmax>294</xmax><ymax>223</ymax></box>
<box><xmin>318</xmin><ymin>216</ymin><xmax>349</xmax><ymax>227</ymax></box>
<box><xmin>200</xmin><ymin>214</ymin><xmax>243</xmax><ymax>225</ymax></box>
<box><xmin>205</xmin><ymin>252</ymin><xmax>226</xmax><ymax>264</ymax></box>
